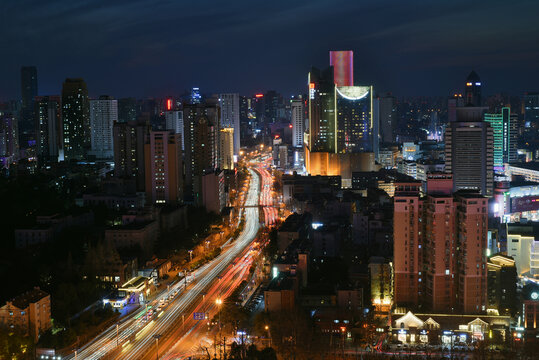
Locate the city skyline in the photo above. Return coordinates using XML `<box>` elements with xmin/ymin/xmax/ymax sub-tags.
<box><xmin>2</xmin><ymin>0</ymin><xmax>539</xmax><ymax>99</ymax></box>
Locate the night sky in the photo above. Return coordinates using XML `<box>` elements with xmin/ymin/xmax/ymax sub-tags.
<box><xmin>2</xmin><ymin>0</ymin><xmax>539</xmax><ymax>100</ymax></box>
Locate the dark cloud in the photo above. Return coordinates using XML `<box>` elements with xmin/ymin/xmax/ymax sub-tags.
<box><xmin>1</xmin><ymin>0</ymin><xmax>538</xmax><ymax>99</ymax></box>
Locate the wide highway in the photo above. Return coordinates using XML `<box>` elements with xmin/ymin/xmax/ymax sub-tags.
<box><xmin>65</xmin><ymin>167</ymin><xmax>260</xmax><ymax>360</ymax></box>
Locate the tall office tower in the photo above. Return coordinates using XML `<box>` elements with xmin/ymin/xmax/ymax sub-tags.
<box><xmin>379</xmin><ymin>94</ymin><xmax>396</xmax><ymax>143</ymax></box>
<box><xmin>20</xmin><ymin>66</ymin><xmax>38</xmax><ymax>140</ymax></box>
<box><xmin>35</xmin><ymin>96</ymin><xmax>61</xmax><ymax>163</ymax></box>
<box><xmin>308</xmin><ymin>66</ymin><xmax>336</xmax><ymax>152</ymax></box>
<box><xmin>218</xmin><ymin>93</ymin><xmax>240</xmax><ymax>155</ymax></box>
<box><xmin>118</xmin><ymin>98</ymin><xmax>138</xmax><ymax>123</ymax></box>
<box><xmin>183</xmin><ymin>103</ymin><xmax>219</xmax><ymax>205</ymax></box>
<box><xmin>524</xmin><ymin>92</ymin><xmax>539</xmax><ymax>128</ymax></box>
<box><xmin>465</xmin><ymin>71</ymin><xmax>482</xmax><ymax>106</ymax></box>
<box><xmin>291</xmin><ymin>99</ymin><xmax>304</xmax><ymax>148</ymax></box>
<box><xmin>264</xmin><ymin>90</ymin><xmax>284</xmax><ymax>124</ymax></box>
<box><xmin>329</xmin><ymin>50</ymin><xmax>354</xmax><ymax>86</ymax></box>
<box><xmin>165</xmin><ymin>110</ymin><xmax>184</xmax><ymax>150</ymax></box>
<box><xmin>485</xmin><ymin>107</ymin><xmax>519</xmax><ymax>170</ymax></box>
<box><xmin>445</xmin><ymin>110</ymin><xmax>493</xmax><ymax>196</ymax></box>
<box><xmin>394</xmin><ymin>178</ymin><xmax>488</xmax><ymax>313</ymax></box>
<box><xmin>190</xmin><ymin>87</ymin><xmax>202</xmax><ymax>104</ymax></box>
<box><xmin>113</xmin><ymin>120</ymin><xmax>150</xmax><ymax>192</ymax></box>
<box><xmin>0</xmin><ymin>113</ymin><xmax>19</xmax><ymax>168</ymax></box>
<box><xmin>447</xmin><ymin>93</ymin><xmax>464</xmax><ymax>122</ymax></box>
<box><xmin>61</xmin><ymin>78</ymin><xmax>89</xmax><ymax>161</ymax></box>
<box><xmin>144</xmin><ymin>131</ymin><xmax>183</xmax><ymax>204</ymax></box>
<box><xmin>219</xmin><ymin>128</ymin><xmax>234</xmax><ymax>170</ymax></box>
<box><xmin>393</xmin><ymin>182</ymin><xmax>423</xmax><ymax>308</ymax></box>
<box><xmin>89</xmin><ymin>96</ymin><xmax>117</xmax><ymax>160</ymax></box>
<box><xmin>336</xmin><ymin>86</ymin><xmax>377</xmax><ymax>154</ymax></box>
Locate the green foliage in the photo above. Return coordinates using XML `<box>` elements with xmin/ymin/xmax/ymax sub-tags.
<box><xmin>0</xmin><ymin>327</ymin><xmax>34</xmax><ymax>360</ymax></box>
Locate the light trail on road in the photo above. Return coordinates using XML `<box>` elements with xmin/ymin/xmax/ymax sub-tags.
<box><xmin>65</xmin><ymin>168</ymin><xmax>261</xmax><ymax>360</ymax></box>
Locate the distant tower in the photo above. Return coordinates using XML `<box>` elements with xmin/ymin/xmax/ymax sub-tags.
<box><xmin>90</xmin><ymin>96</ymin><xmax>117</xmax><ymax>160</ymax></box>
<box><xmin>329</xmin><ymin>51</ymin><xmax>354</xmax><ymax>86</ymax></box>
<box><xmin>465</xmin><ymin>71</ymin><xmax>482</xmax><ymax>106</ymax></box>
<box><xmin>20</xmin><ymin>66</ymin><xmax>38</xmax><ymax>143</ymax></box>
<box><xmin>218</xmin><ymin>93</ymin><xmax>240</xmax><ymax>155</ymax></box>
<box><xmin>62</xmin><ymin>78</ymin><xmax>89</xmax><ymax>161</ymax></box>
<box><xmin>35</xmin><ymin>96</ymin><xmax>61</xmax><ymax>163</ymax></box>
<box><xmin>190</xmin><ymin>87</ymin><xmax>202</xmax><ymax>104</ymax></box>
<box><xmin>379</xmin><ymin>94</ymin><xmax>396</xmax><ymax>143</ymax></box>
<box><xmin>291</xmin><ymin>99</ymin><xmax>305</xmax><ymax>148</ymax></box>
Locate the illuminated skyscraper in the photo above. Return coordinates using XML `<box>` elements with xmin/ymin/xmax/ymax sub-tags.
<box><xmin>484</xmin><ymin>107</ymin><xmax>518</xmax><ymax>169</ymax></box>
<box><xmin>465</xmin><ymin>71</ymin><xmax>482</xmax><ymax>106</ymax></box>
<box><xmin>219</xmin><ymin>128</ymin><xmax>234</xmax><ymax>170</ymax></box>
<box><xmin>183</xmin><ymin>103</ymin><xmax>219</xmax><ymax>204</ymax></box>
<box><xmin>90</xmin><ymin>96</ymin><xmax>117</xmax><ymax>160</ymax></box>
<box><xmin>218</xmin><ymin>93</ymin><xmax>240</xmax><ymax>155</ymax></box>
<box><xmin>308</xmin><ymin>66</ymin><xmax>336</xmax><ymax>153</ymax></box>
<box><xmin>35</xmin><ymin>96</ymin><xmax>61</xmax><ymax>163</ymax></box>
<box><xmin>62</xmin><ymin>78</ymin><xmax>89</xmax><ymax>161</ymax></box>
<box><xmin>144</xmin><ymin>131</ymin><xmax>183</xmax><ymax>204</ymax></box>
<box><xmin>190</xmin><ymin>87</ymin><xmax>202</xmax><ymax>104</ymax></box>
<box><xmin>20</xmin><ymin>66</ymin><xmax>38</xmax><ymax>140</ymax></box>
<box><xmin>329</xmin><ymin>50</ymin><xmax>354</xmax><ymax>86</ymax></box>
<box><xmin>291</xmin><ymin>98</ymin><xmax>304</xmax><ymax>148</ymax></box>
<box><xmin>445</xmin><ymin>118</ymin><xmax>493</xmax><ymax>196</ymax></box>
<box><xmin>0</xmin><ymin>113</ymin><xmax>19</xmax><ymax>167</ymax></box>
<box><xmin>335</xmin><ymin>86</ymin><xmax>376</xmax><ymax>154</ymax></box>
<box><xmin>165</xmin><ymin>110</ymin><xmax>184</xmax><ymax>150</ymax></box>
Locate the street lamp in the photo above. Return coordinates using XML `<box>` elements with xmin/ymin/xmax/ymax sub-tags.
<box><xmin>116</xmin><ymin>323</ymin><xmax>119</xmax><ymax>347</ymax></box>
<box><xmin>188</xmin><ymin>249</ymin><xmax>193</xmax><ymax>262</ymax></box>
<box><xmin>265</xmin><ymin>325</ymin><xmax>271</xmax><ymax>347</ymax></box>
<box><xmin>153</xmin><ymin>334</ymin><xmax>162</xmax><ymax>360</ymax></box>
<box><xmin>216</xmin><ymin>298</ymin><xmax>223</xmax><ymax>359</ymax></box>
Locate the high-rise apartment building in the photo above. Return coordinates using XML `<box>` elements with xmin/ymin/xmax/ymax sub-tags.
<box><xmin>113</xmin><ymin>120</ymin><xmax>150</xmax><ymax>192</ymax></box>
<box><xmin>218</xmin><ymin>93</ymin><xmax>240</xmax><ymax>155</ymax></box>
<box><xmin>447</xmin><ymin>93</ymin><xmax>464</xmax><ymax>123</ymax></box>
<box><xmin>291</xmin><ymin>98</ymin><xmax>304</xmax><ymax>148</ymax></box>
<box><xmin>118</xmin><ymin>98</ymin><xmax>138</xmax><ymax>123</ymax></box>
<box><xmin>62</xmin><ymin>78</ymin><xmax>90</xmax><ymax>161</ymax></box>
<box><xmin>20</xmin><ymin>66</ymin><xmax>38</xmax><ymax>140</ymax></box>
<box><xmin>165</xmin><ymin>110</ymin><xmax>184</xmax><ymax>150</ymax></box>
<box><xmin>379</xmin><ymin>94</ymin><xmax>396</xmax><ymax>143</ymax></box>
<box><xmin>394</xmin><ymin>178</ymin><xmax>488</xmax><ymax>313</ymax></box>
<box><xmin>90</xmin><ymin>96</ymin><xmax>117</xmax><ymax>160</ymax></box>
<box><xmin>465</xmin><ymin>71</ymin><xmax>482</xmax><ymax>106</ymax></box>
<box><xmin>35</xmin><ymin>96</ymin><xmax>61</xmax><ymax>163</ymax></box>
<box><xmin>0</xmin><ymin>113</ymin><xmax>19</xmax><ymax>167</ymax></box>
<box><xmin>219</xmin><ymin>128</ymin><xmax>234</xmax><ymax>170</ymax></box>
<box><xmin>329</xmin><ymin>50</ymin><xmax>354</xmax><ymax>87</ymax></box>
<box><xmin>183</xmin><ymin>103</ymin><xmax>219</xmax><ymax>205</ymax></box>
<box><xmin>144</xmin><ymin>131</ymin><xmax>183</xmax><ymax>204</ymax></box>
<box><xmin>264</xmin><ymin>91</ymin><xmax>284</xmax><ymax>124</ymax></box>
<box><xmin>445</xmin><ymin>117</ymin><xmax>493</xmax><ymax>196</ymax></box>
<box><xmin>524</xmin><ymin>92</ymin><xmax>539</xmax><ymax>129</ymax></box>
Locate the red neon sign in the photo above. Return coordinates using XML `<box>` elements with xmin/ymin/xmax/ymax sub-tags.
<box><xmin>255</xmin><ymin>94</ymin><xmax>264</xmax><ymax>98</ymax></box>
<box><xmin>166</xmin><ymin>99</ymin><xmax>172</xmax><ymax>110</ymax></box>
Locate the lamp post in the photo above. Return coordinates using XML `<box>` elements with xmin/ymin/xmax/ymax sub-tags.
<box><xmin>216</xmin><ymin>298</ymin><xmax>223</xmax><ymax>359</ymax></box>
<box><xmin>153</xmin><ymin>334</ymin><xmax>162</xmax><ymax>360</ymax></box>
<box><xmin>116</xmin><ymin>323</ymin><xmax>119</xmax><ymax>347</ymax></box>
<box><xmin>188</xmin><ymin>249</ymin><xmax>193</xmax><ymax>262</ymax></box>
<box><xmin>264</xmin><ymin>325</ymin><xmax>271</xmax><ymax>347</ymax></box>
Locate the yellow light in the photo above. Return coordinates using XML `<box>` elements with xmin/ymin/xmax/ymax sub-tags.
<box><xmin>216</xmin><ymin>298</ymin><xmax>222</xmax><ymax>305</ymax></box>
